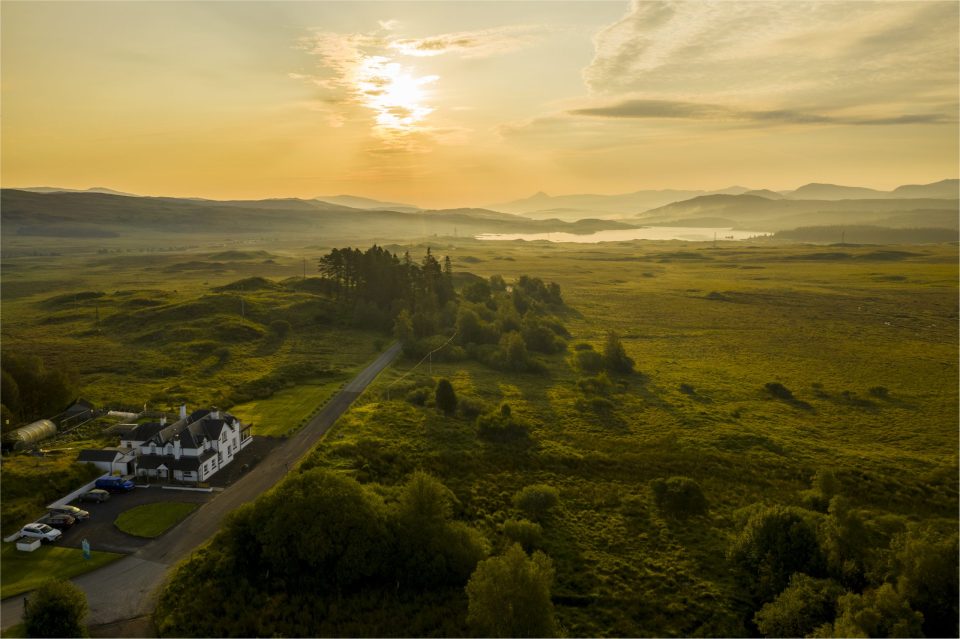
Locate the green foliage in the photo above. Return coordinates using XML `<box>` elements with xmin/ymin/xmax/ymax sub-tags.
<box><xmin>826</xmin><ymin>583</ymin><xmax>924</xmax><ymax>638</ymax></box>
<box><xmin>406</xmin><ymin>386</ymin><xmax>431</xmax><ymax>406</ymax></box>
<box><xmin>0</xmin><ymin>352</ymin><xmax>76</xmax><ymax>425</ymax></box>
<box><xmin>512</xmin><ymin>484</ymin><xmax>560</xmax><ymax>522</ymax></box>
<box><xmin>2</xmin><ymin>462</ymin><xmax>101</xmax><ymax>536</ymax></box>
<box><xmin>434</xmin><ymin>378</ymin><xmax>457</xmax><ymax>415</ymax></box>
<box><xmin>501</xmin><ymin>519</ymin><xmax>544</xmax><ymax>551</ymax></box>
<box><xmin>753</xmin><ymin>573</ymin><xmax>844</xmax><ymax>638</ymax></box>
<box><xmin>466</xmin><ymin>544</ymin><xmax>558</xmax><ymax>638</ymax></box>
<box><xmin>602</xmin><ymin>330</ymin><xmax>634</xmax><ymax>374</ymax></box>
<box><xmin>728</xmin><ymin>505</ymin><xmax>825</xmax><ymax>602</ymax></box>
<box><xmin>765</xmin><ymin>382</ymin><xmax>795</xmax><ymax>401</ymax></box>
<box><xmin>821</xmin><ymin>496</ymin><xmax>870</xmax><ymax>588</ymax></box>
<box><xmin>650</xmin><ymin>476</ymin><xmax>709</xmax><ymax>518</ymax></box>
<box><xmin>23</xmin><ymin>579</ymin><xmax>88</xmax><ymax>638</ymax></box>
<box><xmin>891</xmin><ymin>527</ymin><xmax>959</xmax><ymax>637</ymax></box>
<box><xmin>570</xmin><ymin>346</ymin><xmax>604</xmax><ymax>373</ymax></box>
<box><xmin>476</xmin><ymin>403</ymin><xmax>529</xmax><ymax>443</ymax></box>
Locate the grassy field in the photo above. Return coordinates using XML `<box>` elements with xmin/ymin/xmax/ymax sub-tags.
<box><xmin>301</xmin><ymin>239</ymin><xmax>958</xmax><ymax>636</ymax></box>
<box><xmin>3</xmin><ymin>236</ymin><xmax>957</xmax><ymax>635</ymax></box>
<box><xmin>0</xmin><ymin>543</ymin><xmax>123</xmax><ymax>599</ymax></box>
<box><xmin>230</xmin><ymin>377</ymin><xmax>348</xmax><ymax>437</ymax></box>
<box><xmin>114</xmin><ymin>502</ymin><xmax>199</xmax><ymax>538</ymax></box>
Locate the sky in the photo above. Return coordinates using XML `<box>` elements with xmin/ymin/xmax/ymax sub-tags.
<box><xmin>2</xmin><ymin>1</ymin><xmax>957</xmax><ymax>208</ymax></box>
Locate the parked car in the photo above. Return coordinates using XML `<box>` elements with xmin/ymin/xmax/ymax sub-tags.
<box><xmin>19</xmin><ymin>523</ymin><xmax>62</xmax><ymax>543</ymax></box>
<box><xmin>95</xmin><ymin>477</ymin><xmax>135</xmax><ymax>493</ymax></box>
<box><xmin>44</xmin><ymin>514</ymin><xmax>76</xmax><ymax>530</ymax></box>
<box><xmin>49</xmin><ymin>505</ymin><xmax>90</xmax><ymax>521</ymax></box>
<box><xmin>78</xmin><ymin>489</ymin><xmax>111</xmax><ymax>503</ymax></box>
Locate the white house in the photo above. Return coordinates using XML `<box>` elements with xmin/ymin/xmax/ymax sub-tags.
<box><xmin>120</xmin><ymin>406</ymin><xmax>252</xmax><ymax>484</ymax></box>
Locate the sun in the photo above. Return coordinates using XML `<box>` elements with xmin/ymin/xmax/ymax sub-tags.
<box><xmin>354</xmin><ymin>55</ymin><xmax>438</xmax><ymax>137</ymax></box>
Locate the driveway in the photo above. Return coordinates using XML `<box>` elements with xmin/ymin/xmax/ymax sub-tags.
<box><xmin>59</xmin><ymin>487</ymin><xmax>212</xmax><ymax>554</ymax></box>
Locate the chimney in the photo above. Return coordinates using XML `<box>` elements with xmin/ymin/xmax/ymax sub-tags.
<box><xmin>160</xmin><ymin>416</ymin><xmax>166</xmax><ymax>426</ymax></box>
<box><xmin>211</xmin><ymin>407</ymin><xmax>220</xmax><ymax>420</ymax></box>
<box><xmin>180</xmin><ymin>404</ymin><xmax>187</xmax><ymax>420</ymax></box>
<box><xmin>173</xmin><ymin>435</ymin><xmax>181</xmax><ymax>459</ymax></box>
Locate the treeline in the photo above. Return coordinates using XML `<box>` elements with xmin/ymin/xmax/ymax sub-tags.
<box><xmin>316</xmin><ymin>246</ymin><xmax>569</xmax><ymax>373</ymax></box>
<box><xmin>1</xmin><ymin>352</ymin><xmax>77</xmax><ymax>433</ymax></box>
<box><xmin>154</xmin><ymin>469</ymin><xmax>559</xmax><ymax>637</ymax></box>
<box><xmin>722</xmin><ymin>470</ymin><xmax>959</xmax><ymax>637</ymax></box>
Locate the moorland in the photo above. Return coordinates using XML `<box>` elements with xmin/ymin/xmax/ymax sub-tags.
<box><xmin>1</xmin><ymin>207</ymin><xmax>956</xmax><ymax>637</ymax></box>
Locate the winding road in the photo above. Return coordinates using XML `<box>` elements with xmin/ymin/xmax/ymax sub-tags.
<box><xmin>0</xmin><ymin>342</ymin><xmax>402</xmax><ymax>633</ymax></box>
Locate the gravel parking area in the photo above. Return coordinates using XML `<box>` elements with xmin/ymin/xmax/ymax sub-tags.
<box><xmin>58</xmin><ymin>487</ymin><xmax>212</xmax><ymax>554</ymax></box>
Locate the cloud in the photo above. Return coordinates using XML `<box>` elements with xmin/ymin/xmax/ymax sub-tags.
<box><xmin>388</xmin><ymin>25</ymin><xmax>546</xmax><ymax>59</ymax></box>
<box><xmin>570</xmin><ymin>99</ymin><xmax>954</xmax><ymax>127</ymax></box>
<box><xmin>582</xmin><ymin>1</ymin><xmax>959</xmax><ymax>121</ymax></box>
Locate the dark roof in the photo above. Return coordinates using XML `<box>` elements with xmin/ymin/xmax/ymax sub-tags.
<box><xmin>77</xmin><ymin>449</ymin><xmax>120</xmax><ymax>463</ymax></box>
<box><xmin>198</xmin><ymin>448</ymin><xmax>217</xmax><ymax>463</ymax></box>
<box><xmin>128</xmin><ymin>422</ymin><xmax>166</xmax><ymax>442</ymax></box>
<box><xmin>64</xmin><ymin>399</ymin><xmax>95</xmax><ymax>414</ymax></box>
<box><xmin>137</xmin><ymin>454</ymin><xmax>202</xmax><ymax>472</ymax></box>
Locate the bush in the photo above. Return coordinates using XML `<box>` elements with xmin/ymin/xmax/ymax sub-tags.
<box><xmin>650</xmin><ymin>476</ymin><xmax>709</xmax><ymax>518</ymax></box>
<box><xmin>502</xmin><ymin>519</ymin><xmax>544</xmax><ymax>551</ymax></box>
<box><xmin>764</xmin><ymin>382</ymin><xmax>795</xmax><ymax>401</ymax></box>
<box><xmin>269</xmin><ymin>319</ymin><xmax>291</xmax><ymax>337</ymax></box>
<box><xmin>435</xmin><ymin>378</ymin><xmax>457</xmax><ymax>415</ymax></box>
<box><xmin>602</xmin><ymin>331</ymin><xmax>634</xmax><ymax>374</ymax></box>
<box><xmin>827</xmin><ymin>583</ymin><xmax>923</xmax><ymax>638</ymax></box>
<box><xmin>576</xmin><ymin>372</ymin><xmax>614</xmax><ymax>396</ymax></box>
<box><xmin>406</xmin><ymin>387</ymin><xmax>431</xmax><ymax>406</ymax></box>
<box><xmin>512</xmin><ymin>484</ymin><xmax>560</xmax><ymax>521</ymax></box>
<box><xmin>476</xmin><ymin>404</ymin><xmax>529</xmax><ymax>443</ymax></box>
<box><xmin>679</xmin><ymin>383</ymin><xmax>696</xmax><ymax>395</ymax></box>
<box><xmin>24</xmin><ymin>579</ymin><xmax>89</xmax><ymax>638</ymax></box>
<box><xmin>457</xmin><ymin>395</ymin><xmax>489</xmax><ymax>419</ymax></box>
<box><xmin>753</xmin><ymin>573</ymin><xmax>844</xmax><ymax>638</ymax></box>
<box><xmin>570</xmin><ymin>348</ymin><xmax>604</xmax><ymax>373</ymax></box>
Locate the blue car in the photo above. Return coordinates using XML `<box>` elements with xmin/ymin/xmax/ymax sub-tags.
<box><xmin>95</xmin><ymin>477</ymin><xmax>135</xmax><ymax>493</ymax></box>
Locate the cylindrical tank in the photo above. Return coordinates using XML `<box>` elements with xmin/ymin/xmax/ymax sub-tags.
<box><xmin>7</xmin><ymin>419</ymin><xmax>58</xmax><ymax>449</ymax></box>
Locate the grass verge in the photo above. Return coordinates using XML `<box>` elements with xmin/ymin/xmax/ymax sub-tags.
<box><xmin>114</xmin><ymin>503</ymin><xmax>199</xmax><ymax>538</ymax></box>
<box><xmin>229</xmin><ymin>379</ymin><xmax>346</xmax><ymax>437</ymax></box>
<box><xmin>0</xmin><ymin>543</ymin><xmax>123</xmax><ymax>599</ymax></box>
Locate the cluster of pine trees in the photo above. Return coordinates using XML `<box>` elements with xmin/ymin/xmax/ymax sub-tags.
<box><xmin>1</xmin><ymin>352</ymin><xmax>76</xmax><ymax>432</ymax></box>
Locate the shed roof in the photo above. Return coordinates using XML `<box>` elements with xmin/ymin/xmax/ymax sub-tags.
<box><xmin>77</xmin><ymin>449</ymin><xmax>121</xmax><ymax>463</ymax></box>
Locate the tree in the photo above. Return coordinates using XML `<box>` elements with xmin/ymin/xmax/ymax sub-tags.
<box><xmin>827</xmin><ymin>583</ymin><xmax>923</xmax><ymax>638</ymax></box>
<box><xmin>512</xmin><ymin>484</ymin><xmax>560</xmax><ymax>522</ymax></box>
<box><xmin>753</xmin><ymin>573</ymin><xmax>844</xmax><ymax>638</ymax></box>
<box><xmin>602</xmin><ymin>331</ymin><xmax>634</xmax><ymax>374</ymax></box>
<box><xmin>891</xmin><ymin>528</ymin><xmax>959</xmax><ymax>637</ymax></box>
<box><xmin>466</xmin><ymin>544</ymin><xmax>558</xmax><ymax>637</ymax></box>
<box><xmin>435</xmin><ymin>378</ymin><xmax>457</xmax><ymax>415</ymax></box>
<box><xmin>24</xmin><ymin>579</ymin><xmax>89</xmax><ymax>638</ymax></box>
<box><xmin>728</xmin><ymin>506</ymin><xmax>825</xmax><ymax>602</ymax></box>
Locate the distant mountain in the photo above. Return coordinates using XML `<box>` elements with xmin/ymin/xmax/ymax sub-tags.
<box><xmin>0</xmin><ymin>189</ymin><xmax>634</xmax><ymax>242</ymax></box>
<box><xmin>781</xmin><ymin>179</ymin><xmax>959</xmax><ymax>200</ymax></box>
<box><xmin>785</xmin><ymin>183</ymin><xmax>888</xmax><ymax>200</ymax></box>
<box><xmin>490</xmin><ymin>186</ymin><xmax>752</xmax><ymax>219</ymax></box>
<box><xmin>890</xmin><ymin>179</ymin><xmax>959</xmax><ymax>199</ymax></box>
<box><xmin>17</xmin><ymin>186</ymin><xmax>141</xmax><ymax>197</ymax></box>
<box><xmin>635</xmin><ymin>193</ymin><xmax>959</xmax><ymax>231</ymax></box>
<box><xmin>316</xmin><ymin>194</ymin><xmax>420</xmax><ymax>211</ymax></box>
<box><xmin>744</xmin><ymin>189</ymin><xmax>785</xmax><ymax>199</ymax></box>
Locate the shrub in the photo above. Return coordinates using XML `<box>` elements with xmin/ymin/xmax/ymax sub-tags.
<box><xmin>679</xmin><ymin>383</ymin><xmax>696</xmax><ymax>395</ymax></box>
<box><xmin>576</xmin><ymin>372</ymin><xmax>614</xmax><ymax>396</ymax></box>
<box><xmin>476</xmin><ymin>404</ymin><xmax>529</xmax><ymax>443</ymax></box>
<box><xmin>764</xmin><ymin>382</ymin><xmax>795</xmax><ymax>401</ymax></box>
<box><xmin>571</xmin><ymin>349</ymin><xmax>604</xmax><ymax>373</ymax></box>
<box><xmin>457</xmin><ymin>395</ymin><xmax>489</xmax><ymax>419</ymax></box>
<box><xmin>512</xmin><ymin>484</ymin><xmax>560</xmax><ymax>521</ymax></box>
<box><xmin>573</xmin><ymin>342</ymin><xmax>594</xmax><ymax>351</ymax></box>
<box><xmin>602</xmin><ymin>331</ymin><xmax>634</xmax><ymax>374</ymax></box>
<box><xmin>754</xmin><ymin>573</ymin><xmax>845</xmax><ymax>638</ymax></box>
<box><xmin>868</xmin><ymin>385</ymin><xmax>889</xmax><ymax>398</ymax></box>
<box><xmin>827</xmin><ymin>584</ymin><xmax>923</xmax><ymax>638</ymax></box>
<box><xmin>269</xmin><ymin>319</ymin><xmax>291</xmax><ymax>337</ymax></box>
<box><xmin>650</xmin><ymin>476</ymin><xmax>709</xmax><ymax>518</ymax></box>
<box><xmin>406</xmin><ymin>387</ymin><xmax>431</xmax><ymax>406</ymax></box>
<box><xmin>502</xmin><ymin>519</ymin><xmax>544</xmax><ymax>551</ymax></box>
<box><xmin>24</xmin><ymin>579</ymin><xmax>89</xmax><ymax>638</ymax></box>
<box><xmin>435</xmin><ymin>378</ymin><xmax>457</xmax><ymax>415</ymax></box>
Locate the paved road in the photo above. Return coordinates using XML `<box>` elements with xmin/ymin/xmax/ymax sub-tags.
<box><xmin>1</xmin><ymin>342</ymin><xmax>401</xmax><ymax>631</ymax></box>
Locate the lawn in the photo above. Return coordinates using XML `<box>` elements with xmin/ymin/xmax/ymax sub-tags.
<box><xmin>229</xmin><ymin>378</ymin><xmax>348</xmax><ymax>437</ymax></box>
<box><xmin>0</xmin><ymin>543</ymin><xmax>123</xmax><ymax>599</ymax></box>
<box><xmin>114</xmin><ymin>502</ymin><xmax>199</xmax><ymax>538</ymax></box>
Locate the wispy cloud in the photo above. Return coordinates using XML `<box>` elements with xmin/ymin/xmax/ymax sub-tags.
<box><xmin>570</xmin><ymin>99</ymin><xmax>954</xmax><ymax>127</ymax></box>
<box><xmin>388</xmin><ymin>25</ymin><xmax>546</xmax><ymax>59</ymax></box>
<box><xmin>582</xmin><ymin>1</ymin><xmax>958</xmax><ymax>123</ymax></box>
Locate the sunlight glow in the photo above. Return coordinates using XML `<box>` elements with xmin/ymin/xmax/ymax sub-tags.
<box><xmin>354</xmin><ymin>55</ymin><xmax>438</xmax><ymax>138</ymax></box>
